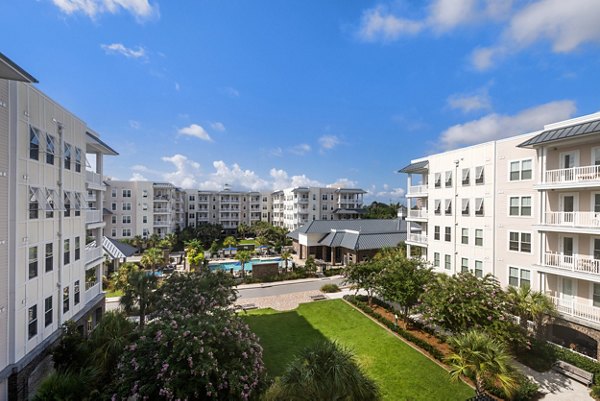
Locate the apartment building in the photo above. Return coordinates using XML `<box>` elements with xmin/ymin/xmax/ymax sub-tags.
<box><xmin>271</xmin><ymin>187</ymin><xmax>366</xmax><ymax>231</ymax></box>
<box><xmin>185</xmin><ymin>189</ymin><xmax>263</xmax><ymax>234</ymax></box>
<box><xmin>0</xmin><ymin>54</ymin><xmax>117</xmax><ymax>399</ymax></box>
<box><xmin>402</xmin><ymin>111</ymin><xmax>600</xmax><ymax>359</ymax></box>
<box><xmin>104</xmin><ymin>180</ymin><xmax>186</xmax><ymax>239</ymax></box>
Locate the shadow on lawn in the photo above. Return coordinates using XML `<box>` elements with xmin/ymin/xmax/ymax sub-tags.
<box><xmin>244</xmin><ymin>310</ymin><xmax>329</xmax><ymax>376</ymax></box>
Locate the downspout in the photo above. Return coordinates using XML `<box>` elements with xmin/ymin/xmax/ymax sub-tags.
<box><xmin>453</xmin><ymin>160</ymin><xmax>459</xmax><ymax>274</ymax></box>
<box><xmin>55</xmin><ymin>120</ymin><xmax>64</xmax><ymax>326</ymax></box>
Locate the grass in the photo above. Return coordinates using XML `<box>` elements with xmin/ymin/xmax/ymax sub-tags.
<box><xmin>244</xmin><ymin>299</ymin><xmax>474</xmax><ymax>401</ymax></box>
<box><xmin>238</xmin><ymin>239</ymin><xmax>258</xmax><ymax>246</ymax></box>
<box><xmin>104</xmin><ymin>289</ymin><xmax>123</xmax><ymax>298</ymax></box>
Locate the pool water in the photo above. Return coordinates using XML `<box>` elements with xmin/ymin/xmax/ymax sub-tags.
<box><xmin>209</xmin><ymin>258</ymin><xmax>283</xmax><ymax>272</ymax></box>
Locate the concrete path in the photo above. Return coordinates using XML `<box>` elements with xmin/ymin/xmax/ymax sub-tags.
<box><xmin>515</xmin><ymin>361</ymin><xmax>594</xmax><ymax>400</ymax></box>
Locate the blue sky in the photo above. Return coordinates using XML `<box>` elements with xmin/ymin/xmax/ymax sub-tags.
<box><xmin>2</xmin><ymin>1</ymin><xmax>600</xmax><ymax>202</ymax></box>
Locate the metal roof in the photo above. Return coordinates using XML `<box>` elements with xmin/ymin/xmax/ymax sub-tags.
<box><xmin>518</xmin><ymin>118</ymin><xmax>600</xmax><ymax>148</ymax></box>
<box><xmin>332</xmin><ymin>208</ymin><xmax>366</xmax><ymax>215</ymax></box>
<box><xmin>398</xmin><ymin>160</ymin><xmax>429</xmax><ymax>173</ymax></box>
<box><xmin>317</xmin><ymin>231</ymin><xmax>406</xmax><ymax>251</ymax></box>
<box><xmin>334</xmin><ymin>188</ymin><xmax>367</xmax><ymax>194</ymax></box>
<box><xmin>289</xmin><ymin>219</ymin><xmax>407</xmax><ymax>237</ymax></box>
<box><xmin>86</xmin><ymin>132</ymin><xmax>119</xmax><ymax>155</ymax></box>
<box><xmin>0</xmin><ymin>53</ymin><xmax>38</xmax><ymax>83</ymax></box>
<box><xmin>87</xmin><ymin>236</ymin><xmax>137</xmax><ymax>260</ymax></box>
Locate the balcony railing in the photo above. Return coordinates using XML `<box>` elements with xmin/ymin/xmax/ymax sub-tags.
<box><xmin>544</xmin><ymin>211</ymin><xmax>600</xmax><ymax>228</ymax></box>
<box><xmin>408</xmin><ymin>209</ymin><xmax>428</xmax><ymax>219</ymax></box>
<box><xmin>550</xmin><ymin>295</ymin><xmax>600</xmax><ymax>324</ymax></box>
<box><xmin>545</xmin><ymin>165</ymin><xmax>600</xmax><ymax>185</ymax></box>
<box><xmin>85</xmin><ymin>170</ymin><xmax>104</xmax><ymax>188</ymax></box>
<box><xmin>408</xmin><ymin>233</ymin><xmax>428</xmax><ymax>245</ymax></box>
<box><xmin>86</xmin><ymin>281</ymin><xmax>100</xmax><ymax>299</ymax></box>
<box><xmin>543</xmin><ymin>252</ymin><xmax>600</xmax><ymax>275</ymax></box>
<box><xmin>86</xmin><ymin>209</ymin><xmax>102</xmax><ymax>224</ymax></box>
<box><xmin>407</xmin><ymin>185</ymin><xmax>429</xmax><ymax>196</ymax></box>
<box><xmin>85</xmin><ymin>246</ymin><xmax>103</xmax><ymax>264</ymax></box>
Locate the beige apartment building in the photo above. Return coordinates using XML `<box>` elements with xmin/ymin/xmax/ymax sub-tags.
<box><xmin>0</xmin><ymin>54</ymin><xmax>117</xmax><ymax>399</ymax></box>
<box><xmin>402</xmin><ymin>111</ymin><xmax>600</xmax><ymax>359</ymax></box>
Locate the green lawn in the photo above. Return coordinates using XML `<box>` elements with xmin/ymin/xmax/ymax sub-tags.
<box><xmin>104</xmin><ymin>289</ymin><xmax>123</xmax><ymax>298</ymax></box>
<box><xmin>244</xmin><ymin>300</ymin><xmax>474</xmax><ymax>401</ymax></box>
<box><xmin>238</xmin><ymin>239</ymin><xmax>258</xmax><ymax>246</ymax></box>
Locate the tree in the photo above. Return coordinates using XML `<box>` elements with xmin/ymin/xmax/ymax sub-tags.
<box><xmin>209</xmin><ymin>240</ymin><xmax>220</xmax><ymax>258</ymax></box>
<box><xmin>131</xmin><ymin>235</ymin><xmax>145</xmax><ymax>253</ymax></box>
<box><xmin>237</xmin><ymin>222</ymin><xmax>250</xmax><ymax>239</ymax></box>
<box><xmin>111</xmin><ymin>262</ymin><xmax>139</xmax><ymax>292</ymax></box>
<box><xmin>447</xmin><ymin>330</ymin><xmax>517</xmax><ymax>397</ymax></box>
<box><xmin>223</xmin><ymin>235</ymin><xmax>237</xmax><ymax>254</ymax></box>
<box><xmin>120</xmin><ymin>269</ymin><xmax>158</xmax><ymax>328</ymax></box>
<box><xmin>376</xmin><ymin>254</ymin><xmax>433</xmax><ymax>323</ymax></box>
<box><xmin>147</xmin><ymin>233</ymin><xmax>161</xmax><ymax>249</ymax></box>
<box><xmin>304</xmin><ymin>256</ymin><xmax>317</xmax><ymax>276</ymax></box>
<box><xmin>363</xmin><ymin>201</ymin><xmax>400</xmax><ymax>219</ymax></box>
<box><xmin>507</xmin><ymin>286</ymin><xmax>556</xmax><ymax>339</ymax></box>
<box><xmin>343</xmin><ymin>260</ymin><xmax>383</xmax><ymax>305</ymax></box>
<box><xmin>184</xmin><ymin>239</ymin><xmax>205</xmax><ymax>271</ymax></box>
<box><xmin>235</xmin><ymin>250</ymin><xmax>252</xmax><ymax>278</ymax></box>
<box><xmin>33</xmin><ymin>367</ymin><xmax>98</xmax><ymax>401</ymax></box>
<box><xmin>265</xmin><ymin>341</ymin><xmax>380</xmax><ymax>401</ymax></box>
<box><xmin>281</xmin><ymin>250</ymin><xmax>292</xmax><ymax>273</ymax></box>
<box><xmin>140</xmin><ymin>247</ymin><xmax>164</xmax><ymax>273</ymax></box>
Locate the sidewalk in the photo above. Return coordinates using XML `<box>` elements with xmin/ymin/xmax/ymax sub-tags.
<box><xmin>235</xmin><ymin>275</ymin><xmax>343</xmax><ymax>290</ymax></box>
<box><xmin>514</xmin><ymin>361</ymin><xmax>594</xmax><ymax>400</ymax></box>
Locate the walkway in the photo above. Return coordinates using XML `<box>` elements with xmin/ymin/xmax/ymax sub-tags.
<box><xmin>515</xmin><ymin>361</ymin><xmax>593</xmax><ymax>401</ymax></box>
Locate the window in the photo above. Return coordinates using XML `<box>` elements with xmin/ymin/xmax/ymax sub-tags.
<box><xmin>45</xmin><ymin>189</ymin><xmax>57</xmax><ymax>218</ymax></box>
<box><xmin>75</xmin><ymin>237</ymin><xmax>80</xmax><ymax>261</ymax></box>
<box><xmin>509</xmin><ymin>196</ymin><xmax>532</xmax><ymax>216</ymax></box>
<box><xmin>30</xmin><ymin>126</ymin><xmax>40</xmax><ymax>160</ymax></box>
<box><xmin>461</xmin><ymin>228</ymin><xmax>468</xmax><ymax>244</ymax></box>
<box><xmin>475</xmin><ymin>166</ymin><xmax>484</xmax><ymax>184</ymax></box>
<box><xmin>510</xmin><ymin>159</ymin><xmax>532</xmax><ymax>181</ymax></box>
<box><xmin>509</xmin><ymin>267</ymin><xmax>530</xmax><ymax>288</ymax></box>
<box><xmin>122</xmin><ymin>229</ymin><xmax>131</xmax><ymax>237</ymax></box>
<box><xmin>122</xmin><ymin>189</ymin><xmax>131</xmax><ymax>198</ymax></box>
<box><xmin>122</xmin><ymin>202</ymin><xmax>131</xmax><ymax>211</ymax></box>
<box><xmin>45</xmin><ymin>243</ymin><xmax>53</xmax><ymax>272</ymax></box>
<box><xmin>322</xmin><ymin>194</ymin><xmax>328</xmax><ymax>201</ymax></box>
<box><xmin>445</xmin><ymin>199</ymin><xmax>452</xmax><ymax>215</ymax></box>
<box><xmin>111</xmin><ymin>215</ymin><xmax>117</xmax><ymax>224</ymax></box>
<box><xmin>111</xmin><ymin>202</ymin><xmax>117</xmax><ymax>211</ymax></box>
<box><xmin>461</xmin><ymin>258</ymin><xmax>469</xmax><ymax>273</ymax></box>
<box><xmin>64</xmin><ymin>192</ymin><xmax>71</xmax><ymax>217</ymax></box>
<box><xmin>111</xmin><ymin>188</ymin><xmax>117</xmax><ymax>198</ymax></box>
<box><xmin>122</xmin><ymin>215</ymin><xmax>131</xmax><ymax>224</ymax></box>
<box><xmin>142</xmin><ymin>216</ymin><xmax>148</xmax><ymax>224</ymax></box>
<box><xmin>63</xmin><ymin>286</ymin><xmax>69</xmax><ymax>313</ymax></box>
<box><xmin>75</xmin><ymin>147</ymin><xmax>82</xmax><ymax>172</ymax></box>
<box><xmin>444</xmin><ymin>254</ymin><xmax>451</xmax><ymax>270</ymax></box>
<box><xmin>29</xmin><ymin>187</ymin><xmax>40</xmax><ymax>219</ymax></box>
<box><xmin>434</xmin><ymin>200</ymin><xmax>441</xmax><ymax>215</ymax></box>
<box><xmin>461</xmin><ymin>199</ymin><xmax>469</xmax><ymax>216</ymax></box>
<box><xmin>595</xmin><ymin>239</ymin><xmax>600</xmax><ymax>260</ymax></box>
<box><xmin>475</xmin><ymin>229</ymin><xmax>483</xmax><ymax>246</ymax></box>
<box><xmin>111</xmin><ymin>228</ymin><xmax>116</xmax><ymax>237</ymax></box>
<box><xmin>44</xmin><ymin>296</ymin><xmax>53</xmax><ymax>327</ymax></box>
<box><xmin>29</xmin><ymin>246</ymin><xmax>38</xmax><ymax>279</ymax></box>
<box><xmin>28</xmin><ymin>305</ymin><xmax>37</xmax><ymax>339</ymax></box>
<box><xmin>74</xmin><ymin>280</ymin><xmax>80</xmax><ymax>305</ymax></box>
<box><xmin>445</xmin><ymin>226</ymin><xmax>451</xmax><ymax>242</ymax></box>
<box><xmin>434</xmin><ymin>252</ymin><xmax>440</xmax><ymax>267</ymax></box>
<box><xmin>46</xmin><ymin>134</ymin><xmax>55</xmax><ymax>165</ymax></box>
<box><xmin>520</xmin><ymin>269</ymin><xmax>531</xmax><ymax>288</ymax></box>
<box><xmin>594</xmin><ymin>283</ymin><xmax>600</xmax><ymax>308</ymax></box>
<box><xmin>74</xmin><ymin>193</ymin><xmax>81</xmax><ymax>217</ymax></box>
<box><xmin>445</xmin><ymin>171</ymin><xmax>452</xmax><ymax>187</ymax></box>
<box><xmin>434</xmin><ymin>173</ymin><xmax>441</xmax><ymax>188</ymax></box>
<box><xmin>475</xmin><ymin>198</ymin><xmax>484</xmax><ymax>216</ymax></box>
<box><xmin>434</xmin><ymin>226</ymin><xmax>440</xmax><ymax>240</ymax></box>
<box><xmin>64</xmin><ymin>239</ymin><xmax>70</xmax><ymax>265</ymax></box>
<box><xmin>509</xmin><ymin>232</ymin><xmax>531</xmax><ymax>253</ymax></box>
<box><xmin>64</xmin><ymin>143</ymin><xmax>71</xmax><ymax>170</ymax></box>
<box><xmin>475</xmin><ymin>261</ymin><xmax>483</xmax><ymax>278</ymax></box>
<box><xmin>462</xmin><ymin>168</ymin><xmax>470</xmax><ymax>186</ymax></box>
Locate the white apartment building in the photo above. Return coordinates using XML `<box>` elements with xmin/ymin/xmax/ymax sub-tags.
<box><xmin>104</xmin><ymin>180</ymin><xmax>186</xmax><ymax>239</ymax></box>
<box><xmin>271</xmin><ymin>187</ymin><xmax>366</xmax><ymax>231</ymax></box>
<box><xmin>185</xmin><ymin>189</ymin><xmax>263</xmax><ymax>234</ymax></box>
<box><xmin>0</xmin><ymin>54</ymin><xmax>117</xmax><ymax>399</ymax></box>
<box><xmin>402</xmin><ymin>111</ymin><xmax>600</xmax><ymax>359</ymax></box>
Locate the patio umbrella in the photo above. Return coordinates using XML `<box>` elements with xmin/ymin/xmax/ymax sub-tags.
<box><xmin>223</xmin><ymin>246</ymin><xmax>237</xmax><ymax>256</ymax></box>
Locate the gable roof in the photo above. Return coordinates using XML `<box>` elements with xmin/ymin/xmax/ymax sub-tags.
<box><xmin>398</xmin><ymin>160</ymin><xmax>428</xmax><ymax>173</ymax></box>
<box><xmin>519</xmin><ymin>118</ymin><xmax>600</xmax><ymax>148</ymax></box>
<box><xmin>0</xmin><ymin>52</ymin><xmax>37</xmax><ymax>83</ymax></box>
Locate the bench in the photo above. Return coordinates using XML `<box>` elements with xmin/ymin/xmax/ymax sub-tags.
<box><xmin>310</xmin><ymin>294</ymin><xmax>327</xmax><ymax>301</ymax></box>
<box><xmin>553</xmin><ymin>360</ymin><xmax>594</xmax><ymax>387</ymax></box>
<box><xmin>236</xmin><ymin>303</ymin><xmax>257</xmax><ymax>311</ymax></box>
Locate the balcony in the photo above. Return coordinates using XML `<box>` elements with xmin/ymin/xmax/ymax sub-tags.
<box><xmin>407</xmin><ymin>209</ymin><xmax>428</xmax><ymax>221</ymax></box>
<box><xmin>406</xmin><ymin>184</ymin><xmax>429</xmax><ymax>197</ymax></box>
<box><xmin>85</xmin><ymin>170</ymin><xmax>105</xmax><ymax>190</ymax></box>
<box><xmin>86</xmin><ymin>209</ymin><xmax>103</xmax><ymax>225</ymax></box>
<box><xmin>153</xmin><ymin>208</ymin><xmax>170</xmax><ymax>214</ymax></box>
<box><xmin>550</xmin><ymin>295</ymin><xmax>600</xmax><ymax>325</ymax></box>
<box><xmin>85</xmin><ymin>246</ymin><xmax>103</xmax><ymax>266</ymax></box>
<box><xmin>540</xmin><ymin>252</ymin><xmax>600</xmax><ymax>279</ymax></box>
<box><xmin>539</xmin><ymin>165</ymin><xmax>600</xmax><ymax>189</ymax></box>
<box><xmin>86</xmin><ymin>281</ymin><xmax>101</xmax><ymax>302</ymax></box>
<box><xmin>407</xmin><ymin>233</ymin><xmax>428</xmax><ymax>246</ymax></box>
<box><xmin>153</xmin><ymin>220</ymin><xmax>170</xmax><ymax>227</ymax></box>
<box><xmin>541</xmin><ymin>211</ymin><xmax>600</xmax><ymax>232</ymax></box>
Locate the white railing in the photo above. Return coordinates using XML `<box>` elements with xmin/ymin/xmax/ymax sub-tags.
<box><xmin>85</xmin><ymin>246</ymin><xmax>103</xmax><ymax>264</ymax></box>
<box><xmin>543</xmin><ymin>252</ymin><xmax>600</xmax><ymax>275</ymax></box>
<box><xmin>153</xmin><ymin>208</ymin><xmax>170</xmax><ymax>213</ymax></box>
<box><xmin>408</xmin><ymin>233</ymin><xmax>428</xmax><ymax>244</ymax></box>
<box><xmin>153</xmin><ymin>220</ymin><xmax>170</xmax><ymax>227</ymax></box>
<box><xmin>85</xmin><ymin>282</ymin><xmax>101</xmax><ymax>301</ymax></box>
<box><xmin>544</xmin><ymin>211</ymin><xmax>600</xmax><ymax>228</ymax></box>
<box><xmin>408</xmin><ymin>209</ymin><xmax>428</xmax><ymax>219</ymax></box>
<box><xmin>545</xmin><ymin>165</ymin><xmax>600</xmax><ymax>185</ymax></box>
<box><xmin>85</xmin><ymin>170</ymin><xmax>103</xmax><ymax>187</ymax></box>
<box><xmin>85</xmin><ymin>192</ymin><xmax>97</xmax><ymax>202</ymax></box>
<box><xmin>408</xmin><ymin>184</ymin><xmax>428</xmax><ymax>196</ymax></box>
<box><xmin>86</xmin><ymin>209</ymin><xmax>102</xmax><ymax>224</ymax></box>
<box><xmin>550</xmin><ymin>296</ymin><xmax>600</xmax><ymax>324</ymax></box>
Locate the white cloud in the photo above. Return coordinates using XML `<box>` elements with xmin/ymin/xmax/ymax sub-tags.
<box><xmin>221</xmin><ymin>87</ymin><xmax>240</xmax><ymax>98</ymax></box>
<box><xmin>289</xmin><ymin>143</ymin><xmax>311</xmax><ymax>156</ymax></box>
<box><xmin>52</xmin><ymin>0</ymin><xmax>158</xmax><ymax>21</ymax></box>
<box><xmin>318</xmin><ymin>135</ymin><xmax>341</xmax><ymax>151</ymax></box>
<box><xmin>178</xmin><ymin>124</ymin><xmax>212</xmax><ymax>142</ymax></box>
<box><xmin>269</xmin><ymin>169</ymin><xmax>324</xmax><ymax>190</ymax></box>
<box><xmin>376</xmin><ymin>187</ymin><xmax>406</xmax><ymax>199</ymax></box>
<box><xmin>447</xmin><ymin>88</ymin><xmax>492</xmax><ymax>113</ymax></box>
<box><xmin>100</xmin><ymin>43</ymin><xmax>146</xmax><ymax>59</ymax></box>
<box><xmin>199</xmin><ymin>161</ymin><xmax>269</xmax><ymax>191</ymax></box>
<box><xmin>174</xmin><ymin>82</ymin><xmax>180</xmax><ymax>91</ymax></box>
<box><xmin>130</xmin><ymin>172</ymin><xmax>147</xmax><ymax>181</ymax></box>
<box><xmin>210</xmin><ymin>122</ymin><xmax>226</xmax><ymax>132</ymax></box>
<box><xmin>269</xmin><ymin>147</ymin><xmax>284</xmax><ymax>158</ymax></box>
<box><xmin>357</xmin><ymin>6</ymin><xmax>423</xmax><ymax>42</ymax></box>
<box><xmin>129</xmin><ymin>120</ymin><xmax>141</xmax><ymax>129</ymax></box>
<box><xmin>439</xmin><ymin>100</ymin><xmax>576</xmax><ymax>149</ymax></box>
<box><xmin>328</xmin><ymin>178</ymin><xmax>358</xmax><ymax>189</ymax></box>
<box><xmin>161</xmin><ymin>154</ymin><xmax>202</xmax><ymax>189</ymax></box>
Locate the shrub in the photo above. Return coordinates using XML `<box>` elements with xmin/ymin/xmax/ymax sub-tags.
<box><xmin>323</xmin><ymin>267</ymin><xmax>344</xmax><ymax>277</ymax></box>
<box><xmin>483</xmin><ymin>371</ymin><xmax>539</xmax><ymax>401</ymax></box>
<box><xmin>320</xmin><ymin>284</ymin><xmax>340</xmax><ymax>293</ymax></box>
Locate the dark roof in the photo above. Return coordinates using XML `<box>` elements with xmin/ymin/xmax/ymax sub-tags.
<box><xmin>519</xmin><ymin>118</ymin><xmax>600</xmax><ymax>147</ymax></box>
<box><xmin>86</xmin><ymin>132</ymin><xmax>118</xmax><ymax>155</ymax></box>
<box><xmin>105</xmin><ymin>237</ymin><xmax>138</xmax><ymax>258</ymax></box>
<box><xmin>398</xmin><ymin>160</ymin><xmax>429</xmax><ymax>173</ymax></box>
<box><xmin>317</xmin><ymin>230</ymin><xmax>406</xmax><ymax>251</ymax></box>
<box><xmin>103</xmin><ymin>208</ymin><xmax>113</xmax><ymax>215</ymax></box>
<box><xmin>332</xmin><ymin>208</ymin><xmax>366</xmax><ymax>215</ymax></box>
<box><xmin>290</xmin><ymin>219</ymin><xmax>407</xmax><ymax>237</ymax></box>
<box><xmin>334</xmin><ymin>188</ymin><xmax>367</xmax><ymax>194</ymax></box>
<box><xmin>0</xmin><ymin>53</ymin><xmax>38</xmax><ymax>83</ymax></box>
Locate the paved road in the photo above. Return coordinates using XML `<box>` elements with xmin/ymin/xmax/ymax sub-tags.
<box><xmin>236</xmin><ymin>277</ymin><xmax>345</xmax><ymax>299</ymax></box>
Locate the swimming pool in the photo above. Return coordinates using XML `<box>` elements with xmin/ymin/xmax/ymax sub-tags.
<box><xmin>209</xmin><ymin>258</ymin><xmax>283</xmax><ymax>272</ymax></box>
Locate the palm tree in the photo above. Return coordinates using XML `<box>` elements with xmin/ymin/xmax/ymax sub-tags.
<box><xmin>446</xmin><ymin>330</ymin><xmax>517</xmax><ymax>397</ymax></box>
<box><xmin>281</xmin><ymin>250</ymin><xmax>292</xmax><ymax>273</ymax></box>
<box><xmin>529</xmin><ymin>291</ymin><xmax>557</xmax><ymax>339</ymax></box>
<box><xmin>235</xmin><ymin>250</ymin><xmax>252</xmax><ymax>278</ymax></box>
<box><xmin>507</xmin><ymin>286</ymin><xmax>557</xmax><ymax>337</ymax></box>
<box><xmin>507</xmin><ymin>285</ymin><xmax>532</xmax><ymax>331</ymax></box>
<box><xmin>140</xmin><ymin>247</ymin><xmax>164</xmax><ymax>273</ymax></box>
<box><xmin>265</xmin><ymin>341</ymin><xmax>380</xmax><ymax>401</ymax></box>
<box><xmin>120</xmin><ymin>269</ymin><xmax>158</xmax><ymax>329</ymax></box>
<box><xmin>131</xmin><ymin>235</ymin><xmax>145</xmax><ymax>254</ymax></box>
<box><xmin>88</xmin><ymin>312</ymin><xmax>135</xmax><ymax>381</ymax></box>
<box><xmin>185</xmin><ymin>239</ymin><xmax>205</xmax><ymax>271</ymax></box>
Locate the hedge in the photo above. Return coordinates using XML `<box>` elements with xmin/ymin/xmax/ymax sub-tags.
<box><xmin>550</xmin><ymin>344</ymin><xmax>600</xmax><ymax>386</ymax></box>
